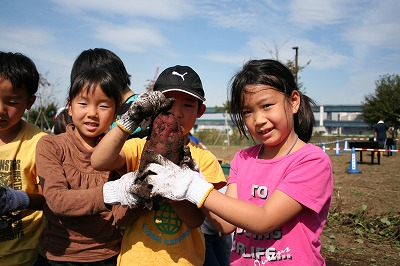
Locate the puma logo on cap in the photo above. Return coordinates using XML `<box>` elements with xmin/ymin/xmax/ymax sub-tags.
<box><xmin>172</xmin><ymin>71</ymin><xmax>187</xmax><ymax>81</ymax></box>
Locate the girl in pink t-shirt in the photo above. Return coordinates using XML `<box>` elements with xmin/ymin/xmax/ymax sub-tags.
<box><xmin>145</xmin><ymin>59</ymin><xmax>333</xmax><ymax>265</ymax></box>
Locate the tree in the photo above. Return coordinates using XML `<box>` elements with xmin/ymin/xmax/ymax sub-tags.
<box><xmin>361</xmin><ymin>74</ymin><xmax>400</xmax><ymax>128</ymax></box>
<box><xmin>145</xmin><ymin>67</ymin><xmax>159</xmax><ymax>92</ymax></box>
<box><xmin>285</xmin><ymin>59</ymin><xmax>310</xmax><ymax>94</ymax></box>
<box><xmin>24</xmin><ymin>72</ymin><xmax>60</xmax><ymax>131</ymax></box>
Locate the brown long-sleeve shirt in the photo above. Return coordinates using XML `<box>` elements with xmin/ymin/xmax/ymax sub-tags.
<box><xmin>35</xmin><ymin>125</ymin><xmax>126</xmax><ymax>263</ymax></box>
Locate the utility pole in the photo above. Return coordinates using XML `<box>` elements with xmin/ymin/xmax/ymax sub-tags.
<box><xmin>292</xmin><ymin>46</ymin><xmax>298</xmax><ymax>84</ymax></box>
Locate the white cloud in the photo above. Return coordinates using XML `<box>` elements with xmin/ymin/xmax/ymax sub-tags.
<box><xmin>202</xmin><ymin>53</ymin><xmax>248</xmax><ymax>65</ymax></box>
<box><xmin>93</xmin><ymin>23</ymin><xmax>167</xmax><ymax>52</ymax></box>
<box><xmin>196</xmin><ymin>0</ymin><xmax>284</xmax><ymax>32</ymax></box>
<box><xmin>295</xmin><ymin>40</ymin><xmax>350</xmax><ymax>69</ymax></box>
<box><xmin>288</xmin><ymin>0</ymin><xmax>359</xmax><ymax>29</ymax></box>
<box><xmin>343</xmin><ymin>1</ymin><xmax>400</xmax><ymax>49</ymax></box>
<box><xmin>0</xmin><ymin>26</ymin><xmax>55</xmax><ymax>50</ymax></box>
<box><xmin>50</xmin><ymin>0</ymin><xmax>194</xmax><ymax>19</ymax></box>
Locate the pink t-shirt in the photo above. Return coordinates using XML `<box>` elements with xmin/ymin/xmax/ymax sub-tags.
<box><xmin>228</xmin><ymin>144</ymin><xmax>333</xmax><ymax>266</ymax></box>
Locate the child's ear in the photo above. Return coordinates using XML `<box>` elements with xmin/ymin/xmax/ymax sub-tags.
<box><xmin>26</xmin><ymin>95</ymin><xmax>36</xmax><ymax>110</ymax></box>
<box><xmin>67</xmin><ymin>99</ymin><xmax>73</xmax><ymax>117</ymax></box>
<box><xmin>291</xmin><ymin>90</ymin><xmax>301</xmax><ymax>114</ymax></box>
<box><xmin>197</xmin><ymin>103</ymin><xmax>206</xmax><ymax>118</ymax></box>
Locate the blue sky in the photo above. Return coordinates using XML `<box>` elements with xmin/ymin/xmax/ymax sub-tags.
<box><xmin>1</xmin><ymin>0</ymin><xmax>399</xmax><ymax>108</ymax></box>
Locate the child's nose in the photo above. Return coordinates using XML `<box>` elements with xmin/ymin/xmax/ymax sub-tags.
<box><xmin>87</xmin><ymin>106</ymin><xmax>98</xmax><ymax>117</ymax></box>
<box><xmin>254</xmin><ymin>112</ymin><xmax>266</xmax><ymax>125</ymax></box>
<box><xmin>169</xmin><ymin>106</ymin><xmax>183</xmax><ymax>118</ymax></box>
<box><xmin>0</xmin><ymin>102</ymin><xmax>6</xmax><ymax>114</ymax></box>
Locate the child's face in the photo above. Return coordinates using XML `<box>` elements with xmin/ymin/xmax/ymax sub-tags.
<box><xmin>68</xmin><ymin>84</ymin><xmax>116</xmax><ymax>147</ymax></box>
<box><xmin>162</xmin><ymin>91</ymin><xmax>205</xmax><ymax>138</ymax></box>
<box><xmin>242</xmin><ymin>84</ymin><xmax>300</xmax><ymax>148</ymax></box>
<box><xmin>0</xmin><ymin>78</ymin><xmax>35</xmax><ymax>136</ymax></box>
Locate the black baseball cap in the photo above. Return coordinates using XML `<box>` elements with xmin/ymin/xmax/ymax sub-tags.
<box><xmin>153</xmin><ymin>65</ymin><xmax>206</xmax><ymax>102</ymax></box>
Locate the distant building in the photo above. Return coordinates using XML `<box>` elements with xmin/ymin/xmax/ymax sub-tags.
<box><xmin>195</xmin><ymin>105</ymin><xmax>371</xmax><ymax>136</ymax></box>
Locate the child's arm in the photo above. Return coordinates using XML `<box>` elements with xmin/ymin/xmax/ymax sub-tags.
<box><xmin>202</xmin><ymin>187</ymin><xmax>303</xmax><ymax>235</ymax></box>
<box><xmin>27</xmin><ymin>184</ymin><xmax>45</xmax><ymax>210</ymax></box>
<box><xmin>92</xmin><ymin>91</ymin><xmax>173</xmax><ymax>171</ymax></box>
<box><xmin>171</xmin><ymin>201</ymin><xmax>205</xmax><ymax>228</ymax></box>
<box><xmin>0</xmin><ymin>181</ymin><xmax>45</xmax><ymax>214</ymax></box>
<box><xmin>142</xmin><ymin>156</ymin><xmax>304</xmax><ymax>235</ymax></box>
<box><xmin>0</xmin><ymin>187</ymin><xmax>30</xmax><ymax>214</ymax></box>
<box><xmin>91</xmin><ymin>125</ymin><xmax>128</xmax><ymax>171</ymax></box>
<box><xmin>112</xmin><ymin>205</ymin><xmax>147</xmax><ymax>227</ymax></box>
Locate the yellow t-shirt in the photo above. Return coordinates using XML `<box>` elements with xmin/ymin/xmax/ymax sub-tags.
<box><xmin>0</xmin><ymin>121</ymin><xmax>46</xmax><ymax>266</ymax></box>
<box><xmin>118</xmin><ymin>139</ymin><xmax>226</xmax><ymax>265</ymax></box>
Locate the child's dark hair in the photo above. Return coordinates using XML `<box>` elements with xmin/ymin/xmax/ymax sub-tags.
<box><xmin>68</xmin><ymin>68</ymin><xmax>122</xmax><ymax>111</ymax></box>
<box><xmin>0</xmin><ymin>51</ymin><xmax>39</xmax><ymax>97</ymax></box>
<box><xmin>70</xmin><ymin>48</ymin><xmax>131</xmax><ymax>92</ymax></box>
<box><xmin>53</xmin><ymin>108</ymin><xmax>72</xmax><ymax>135</ymax></box>
<box><xmin>228</xmin><ymin>59</ymin><xmax>315</xmax><ymax>142</ymax></box>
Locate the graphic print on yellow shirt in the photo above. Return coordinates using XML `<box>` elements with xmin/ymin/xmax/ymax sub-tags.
<box><xmin>0</xmin><ymin>159</ymin><xmax>24</xmax><ymax>237</ymax></box>
<box><xmin>151</xmin><ymin>203</ymin><xmax>187</xmax><ymax>241</ymax></box>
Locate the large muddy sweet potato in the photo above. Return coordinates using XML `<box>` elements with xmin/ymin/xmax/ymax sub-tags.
<box><xmin>140</xmin><ymin>111</ymin><xmax>184</xmax><ymax>170</ymax></box>
<box><xmin>132</xmin><ymin>111</ymin><xmax>186</xmax><ymax>209</ymax></box>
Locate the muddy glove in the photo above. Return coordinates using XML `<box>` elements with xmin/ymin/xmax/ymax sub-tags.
<box><xmin>116</xmin><ymin>91</ymin><xmax>174</xmax><ymax>134</ymax></box>
<box><xmin>103</xmin><ymin>172</ymin><xmax>146</xmax><ymax>208</ymax></box>
<box><xmin>0</xmin><ymin>187</ymin><xmax>29</xmax><ymax>215</ymax></box>
<box><xmin>144</xmin><ymin>154</ymin><xmax>214</xmax><ymax>208</ymax></box>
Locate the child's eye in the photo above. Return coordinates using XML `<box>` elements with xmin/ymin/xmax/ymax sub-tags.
<box><xmin>242</xmin><ymin>110</ymin><xmax>251</xmax><ymax>116</ymax></box>
<box><xmin>100</xmin><ymin>105</ymin><xmax>110</xmax><ymax>109</ymax></box>
<box><xmin>263</xmin><ymin>104</ymin><xmax>273</xmax><ymax>109</ymax></box>
<box><xmin>8</xmin><ymin>101</ymin><xmax>19</xmax><ymax>106</ymax></box>
<box><xmin>78</xmin><ymin>102</ymin><xmax>87</xmax><ymax>106</ymax></box>
<box><xmin>184</xmin><ymin>103</ymin><xmax>195</xmax><ymax>108</ymax></box>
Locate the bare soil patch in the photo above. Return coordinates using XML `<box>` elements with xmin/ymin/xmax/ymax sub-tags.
<box><xmin>208</xmin><ymin>145</ymin><xmax>400</xmax><ymax>266</ymax></box>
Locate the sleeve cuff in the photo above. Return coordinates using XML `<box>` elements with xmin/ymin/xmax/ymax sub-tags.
<box><xmin>103</xmin><ymin>181</ymin><xmax>121</xmax><ymax>205</ymax></box>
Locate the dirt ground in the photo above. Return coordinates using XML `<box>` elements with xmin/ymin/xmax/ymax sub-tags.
<box><xmin>208</xmin><ymin>145</ymin><xmax>400</xmax><ymax>266</ymax></box>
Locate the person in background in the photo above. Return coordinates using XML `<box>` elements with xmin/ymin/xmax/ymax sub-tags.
<box><xmin>0</xmin><ymin>51</ymin><xmax>47</xmax><ymax>266</ymax></box>
<box><xmin>189</xmin><ymin>132</ymin><xmax>208</xmax><ymax>150</ymax></box>
<box><xmin>70</xmin><ymin>48</ymin><xmax>148</xmax><ymax>138</ymax></box>
<box><xmin>35</xmin><ymin>67</ymin><xmax>124</xmax><ymax>265</ymax></box>
<box><xmin>374</xmin><ymin>118</ymin><xmax>389</xmax><ymax>156</ymax></box>
<box><xmin>201</xmin><ymin>185</ymin><xmax>232</xmax><ymax>266</ymax></box>
<box><xmin>53</xmin><ymin>107</ymin><xmax>72</xmax><ymax>135</ymax></box>
<box><xmin>143</xmin><ymin>59</ymin><xmax>333</xmax><ymax>265</ymax></box>
<box><xmin>91</xmin><ymin>65</ymin><xmax>226</xmax><ymax>265</ymax></box>
<box><xmin>385</xmin><ymin>125</ymin><xmax>395</xmax><ymax>156</ymax></box>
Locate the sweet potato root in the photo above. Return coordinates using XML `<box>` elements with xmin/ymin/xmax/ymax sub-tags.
<box><xmin>140</xmin><ymin>111</ymin><xmax>184</xmax><ymax>170</ymax></box>
<box><xmin>132</xmin><ymin>111</ymin><xmax>185</xmax><ymax>209</ymax></box>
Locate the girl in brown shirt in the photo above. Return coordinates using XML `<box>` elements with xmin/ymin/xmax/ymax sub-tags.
<box><xmin>35</xmin><ymin>67</ymin><xmax>125</xmax><ymax>265</ymax></box>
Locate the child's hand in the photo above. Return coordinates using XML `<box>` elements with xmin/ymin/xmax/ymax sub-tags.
<box><xmin>103</xmin><ymin>172</ymin><xmax>147</xmax><ymax>208</ymax></box>
<box><xmin>0</xmin><ymin>186</ymin><xmax>29</xmax><ymax>215</ymax></box>
<box><xmin>142</xmin><ymin>154</ymin><xmax>214</xmax><ymax>208</ymax></box>
<box><xmin>116</xmin><ymin>91</ymin><xmax>175</xmax><ymax>134</ymax></box>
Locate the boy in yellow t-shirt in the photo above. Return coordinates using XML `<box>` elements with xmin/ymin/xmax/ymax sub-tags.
<box><xmin>92</xmin><ymin>65</ymin><xmax>226</xmax><ymax>265</ymax></box>
<box><xmin>0</xmin><ymin>52</ymin><xmax>47</xmax><ymax>266</ymax></box>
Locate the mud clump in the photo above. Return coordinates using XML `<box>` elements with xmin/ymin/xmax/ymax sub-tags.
<box><xmin>133</xmin><ymin>111</ymin><xmax>185</xmax><ymax>209</ymax></box>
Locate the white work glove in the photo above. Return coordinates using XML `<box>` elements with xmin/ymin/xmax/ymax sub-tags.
<box><xmin>103</xmin><ymin>172</ymin><xmax>146</xmax><ymax>208</ymax></box>
<box><xmin>143</xmin><ymin>154</ymin><xmax>214</xmax><ymax>208</ymax></box>
<box><xmin>116</xmin><ymin>91</ymin><xmax>174</xmax><ymax>134</ymax></box>
<box><xmin>0</xmin><ymin>187</ymin><xmax>29</xmax><ymax>215</ymax></box>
